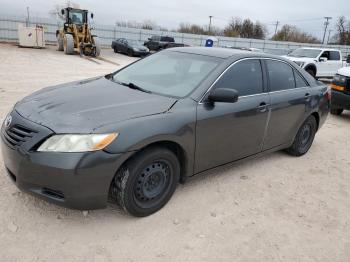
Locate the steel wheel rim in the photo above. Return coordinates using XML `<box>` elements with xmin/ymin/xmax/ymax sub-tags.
<box><xmin>133</xmin><ymin>160</ymin><xmax>172</xmax><ymax>208</ymax></box>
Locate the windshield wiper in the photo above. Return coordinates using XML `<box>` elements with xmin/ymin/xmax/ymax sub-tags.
<box><xmin>114</xmin><ymin>80</ymin><xmax>152</xmax><ymax>94</ymax></box>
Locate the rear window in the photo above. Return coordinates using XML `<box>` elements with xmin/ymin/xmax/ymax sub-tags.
<box><xmin>161</xmin><ymin>37</ymin><xmax>175</xmax><ymax>42</ymax></box>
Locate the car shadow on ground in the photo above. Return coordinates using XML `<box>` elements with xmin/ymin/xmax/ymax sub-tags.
<box><xmin>5</xmin><ymin>149</ymin><xmax>289</xmax><ymax>222</ymax></box>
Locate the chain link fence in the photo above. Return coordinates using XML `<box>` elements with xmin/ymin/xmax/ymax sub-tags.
<box><xmin>1</xmin><ymin>14</ymin><xmax>350</xmax><ymax>57</ymax></box>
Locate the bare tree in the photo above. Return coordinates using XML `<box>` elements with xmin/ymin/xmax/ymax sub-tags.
<box><xmin>272</xmin><ymin>24</ymin><xmax>320</xmax><ymax>43</ymax></box>
<box><xmin>335</xmin><ymin>16</ymin><xmax>350</xmax><ymax>45</ymax></box>
<box><xmin>223</xmin><ymin>18</ymin><xmax>266</xmax><ymax>39</ymax></box>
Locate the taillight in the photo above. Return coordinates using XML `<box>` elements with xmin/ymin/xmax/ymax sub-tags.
<box><xmin>325</xmin><ymin>86</ymin><xmax>331</xmax><ymax>100</ymax></box>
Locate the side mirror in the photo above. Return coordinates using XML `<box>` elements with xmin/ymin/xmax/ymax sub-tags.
<box><xmin>319</xmin><ymin>57</ymin><xmax>328</xmax><ymax>62</ymax></box>
<box><xmin>208</xmin><ymin>88</ymin><xmax>239</xmax><ymax>103</ymax></box>
<box><xmin>91</xmin><ymin>13</ymin><xmax>94</xmax><ymax>19</ymax></box>
<box><xmin>61</xmin><ymin>9</ymin><xmax>65</xmax><ymax>15</ymax></box>
<box><xmin>347</xmin><ymin>55</ymin><xmax>350</xmax><ymax>64</ymax></box>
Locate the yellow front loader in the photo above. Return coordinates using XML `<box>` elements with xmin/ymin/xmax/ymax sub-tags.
<box><xmin>56</xmin><ymin>7</ymin><xmax>101</xmax><ymax>57</ymax></box>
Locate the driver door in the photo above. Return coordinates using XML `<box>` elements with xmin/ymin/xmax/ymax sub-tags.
<box><xmin>195</xmin><ymin>59</ymin><xmax>270</xmax><ymax>173</ymax></box>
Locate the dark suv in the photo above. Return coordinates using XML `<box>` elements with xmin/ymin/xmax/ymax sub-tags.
<box><xmin>1</xmin><ymin>48</ymin><xmax>330</xmax><ymax>217</ymax></box>
<box><xmin>144</xmin><ymin>35</ymin><xmax>185</xmax><ymax>51</ymax></box>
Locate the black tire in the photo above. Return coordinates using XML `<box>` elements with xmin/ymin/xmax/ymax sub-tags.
<box><xmin>306</xmin><ymin>68</ymin><xmax>316</xmax><ymax>78</ymax></box>
<box><xmin>127</xmin><ymin>49</ymin><xmax>134</xmax><ymax>57</ymax></box>
<box><xmin>113</xmin><ymin>47</ymin><xmax>118</xmax><ymax>53</ymax></box>
<box><xmin>286</xmin><ymin>116</ymin><xmax>317</xmax><ymax>157</ymax></box>
<box><xmin>92</xmin><ymin>37</ymin><xmax>101</xmax><ymax>57</ymax></box>
<box><xmin>112</xmin><ymin>147</ymin><xmax>180</xmax><ymax>217</ymax></box>
<box><xmin>57</xmin><ymin>36</ymin><xmax>64</xmax><ymax>51</ymax></box>
<box><xmin>64</xmin><ymin>34</ymin><xmax>74</xmax><ymax>55</ymax></box>
<box><xmin>330</xmin><ymin>108</ymin><xmax>343</xmax><ymax>115</ymax></box>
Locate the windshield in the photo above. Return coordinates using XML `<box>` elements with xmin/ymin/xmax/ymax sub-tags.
<box><xmin>128</xmin><ymin>40</ymin><xmax>143</xmax><ymax>46</ymax></box>
<box><xmin>288</xmin><ymin>48</ymin><xmax>322</xmax><ymax>58</ymax></box>
<box><xmin>113</xmin><ymin>51</ymin><xmax>221</xmax><ymax>98</ymax></box>
<box><xmin>69</xmin><ymin>10</ymin><xmax>86</xmax><ymax>24</ymax></box>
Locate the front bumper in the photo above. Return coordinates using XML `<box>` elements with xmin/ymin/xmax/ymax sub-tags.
<box><xmin>1</xmin><ymin>111</ymin><xmax>133</xmax><ymax>210</ymax></box>
<box><xmin>331</xmin><ymin>90</ymin><xmax>350</xmax><ymax>110</ymax></box>
<box><xmin>133</xmin><ymin>50</ymin><xmax>150</xmax><ymax>56</ymax></box>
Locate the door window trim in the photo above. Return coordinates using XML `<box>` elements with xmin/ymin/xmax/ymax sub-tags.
<box><xmin>199</xmin><ymin>57</ymin><xmax>267</xmax><ymax>104</ymax></box>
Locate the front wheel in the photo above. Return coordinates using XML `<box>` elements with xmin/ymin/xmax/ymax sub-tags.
<box><xmin>111</xmin><ymin>147</ymin><xmax>180</xmax><ymax>217</ymax></box>
<box><xmin>286</xmin><ymin>115</ymin><xmax>317</xmax><ymax>157</ymax></box>
<box><xmin>330</xmin><ymin>108</ymin><xmax>343</xmax><ymax>115</ymax></box>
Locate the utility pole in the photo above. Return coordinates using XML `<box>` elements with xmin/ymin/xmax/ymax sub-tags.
<box><xmin>327</xmin><ymin>29</ymin><xmax>332</xmax><ymax>44</ymax></box>
<box><xmin>209</xmin><ymin>16</ymin><xmax>213</xmax><ymax>35</ymax></box>
<box><xmin>26</xmin><ymin>6</ymin><xmax>30</xmax><ymax>27</ymax></box>
<box><xmin>274</xmin><ymin>21</ymin><xmax>280</xmax><ymax>37</ymax></box>
<box><xmin>322</xmin><ymin>17</ymin><xmax>332</xmax><ymax>44</ymax></box>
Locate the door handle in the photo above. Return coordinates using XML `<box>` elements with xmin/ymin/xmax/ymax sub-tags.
<box><xmin>305</xmin><ymin>93</ymin><xmax>311</xmax><ymax>101</ymax></box>
<box><xmin>257</xmin><ymin>102</ymin><xmax>269</xmax><ymax>113</ymax></box>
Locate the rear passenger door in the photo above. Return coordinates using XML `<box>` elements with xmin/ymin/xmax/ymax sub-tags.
<box><xmin>195</xmin><ymin>59</ymin><xmax>270</xmax><ymax>173</ymax></box>
<box><xmin>262</xmin><ymin>59</ymin><xmax>311</xmax><ymax>150</ymax></box>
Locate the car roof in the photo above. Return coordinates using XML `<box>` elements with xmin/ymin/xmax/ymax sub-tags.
<box><xmin>168</xmin><ymin>47</ymin><xmax>283</xmax><ymax>60</ymax></box>
<box><xmin>299</xmin><ymin>47</ymin><xmax>340</xmax><ymax>52</ymax></box>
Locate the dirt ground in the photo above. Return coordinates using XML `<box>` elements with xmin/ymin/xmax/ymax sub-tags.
<box><xmin>1</xmin><ymin>43</ymin><xmax>350</xmax><ymax>262</ymax></box>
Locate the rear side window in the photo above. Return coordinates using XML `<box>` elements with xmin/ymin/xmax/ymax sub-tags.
<box><xmin>294</xmin><ymin>70</ymin><xmax>309</xmax><ymax>88</ymax></box>
<box><xmin>329</xmin><ymin>51</ymin><xmax>341</xmax><ymax>61</ymax></box>
<box><xmin>214</xmin><ymin>59</ymin><xmax>263</xmax><ymax>97</ymax></box>
<box><xmin>266</xmin><ymin>60</ymin><xmax>295</xmax><ymax>92</ymax></box>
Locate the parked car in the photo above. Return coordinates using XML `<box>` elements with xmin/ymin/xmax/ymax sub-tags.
<box><xmin>1</xmin><ymin>47</ymin><xmax>330</xmax><ymax>217</ymax></box>
<box><xmin>226</xmin><ymin>47</ymin><xmax>264</xmax><ymax>53</ymax></box>
<box><xmin>144</xmin><ymin>35</ymin><xmax>185</xmax><ymax>51</ymax></box>
<box><xmin>330</xmin><ymin>63</ymin><xmax>350</xmax><ymax>115</ymax></box>
<box><xmin>283</xmin><ymin>47</ymin><xmax>346</xmax><ymax>78</ymax></box>
<box><xmin>111</xmin><ymin>38</ymin><xmax>149</xmax><ymax>57</ymax></box>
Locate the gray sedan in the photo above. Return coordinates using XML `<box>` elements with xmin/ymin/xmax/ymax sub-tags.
<box><xmin>1</xmin><ymin>47</ymin><xmax>330</xmax><ymax>217</ymax></box>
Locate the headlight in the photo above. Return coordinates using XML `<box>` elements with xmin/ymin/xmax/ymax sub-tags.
<box><xmin>333</xmin><ymin>74</ymin><xmax>347</xmax><ymax>83</ymax></box>
<box><xmin>294</xmin><ymin>61</ymin><xmax>305</xmax><ymax>67</ymax></box>
<box><xmin>37</xmin><ymin>133</ymin><xmax>118</xmax><ymax>152</ymax></box>
<box><xmin>133</xmin><ymin>47</ymin><xmax>140</xmax><ymax>52</ymax></box>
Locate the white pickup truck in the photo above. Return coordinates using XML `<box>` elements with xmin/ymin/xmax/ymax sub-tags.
<box><xmin>283</xmin><ymin>47</ymin><xmax>349</xmax><ymax>78</ymax></box>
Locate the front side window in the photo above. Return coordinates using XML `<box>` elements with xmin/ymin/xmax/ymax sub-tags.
<box><xmin>113</xmin><ymin>51</ymin><xmax>221</xmax><ymax>97</ymax></box>
<box><xmin>213</xmin><ymin>59</ymin><xmax>263</xmax><ymax>97</ymax></box>
<box><xmin>329</xmin><ymin>51</ymin><xmax>341</xmax><ymax>61</ymax></box>
<box><xmin>266</xmin><ymin>60</ymin><xmax>295</xmax><ymax>92</ymax></box>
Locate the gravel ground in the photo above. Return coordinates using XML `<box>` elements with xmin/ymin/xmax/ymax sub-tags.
<box><xmin>1</xmin><ymin>43</ymin><xmax>350</xmax><ymax>262</ymax></box>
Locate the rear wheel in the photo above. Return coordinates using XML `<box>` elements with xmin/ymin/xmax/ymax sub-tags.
<box><xmin>286</xmin><ymin>115</ymin><xmax>317</xmax><ymax>157</ymax></box>
<box><xmin>111</xmin><ymin>147</ymin><xmax>180</xmax><ymax>217</ymax></box>
<box><xmin>113</xmin><ymin>47</ymin><xmax>118</xmax><ymax>53</ymax></box>
<box><xmin>331</xmin><ymin>108</ymin><xmax>344</xmax><ymax>115</ymax></box>
<box><xmin>127</xmin><ymin>49</ymin><xmax>134</xmax><ymax>57</ymax></box>
<box><xmin>93</xmin><ymin>37</ymin><xmax>101</xmax><ymax>57</ymax></box>
<box><xmin>64</xmin><ymin>34</ymin><xmax>74</xmax><ymax>55</ymax></box>
<box><xmin>306</xmin><ymin>68</ymin><xmax>316</xmax><ymax>78</ymax></box>
<box><xmin>57</xmin><ymin>35</ymin><xmax>64</xmax><ymax>51</ymax></box>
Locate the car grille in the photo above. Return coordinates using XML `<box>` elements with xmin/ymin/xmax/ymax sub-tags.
<box><xmin>346</xmin><ymin>79</ymin><xmax>350</xmax><ymax>93</ymax></box>
<box><xmin>3</xmin><ymin>125</ymin><xmax>36</xmax><ymax>147</ymax></box>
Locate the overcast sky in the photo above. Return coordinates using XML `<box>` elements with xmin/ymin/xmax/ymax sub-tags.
<box><xmin>1</xmin><ymin>0</ymin><xmax>349</xmax><ymax>39</ymax></box>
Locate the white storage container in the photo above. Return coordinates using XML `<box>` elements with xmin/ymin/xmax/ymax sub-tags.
<box><xmin>18</xmin><ymin>24</ymin><xmax>45</xmax><ymax>48</ymax></box>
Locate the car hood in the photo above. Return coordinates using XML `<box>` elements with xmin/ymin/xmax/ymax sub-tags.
<box><xmin>337</xmin><ymin>67</ymin><xmax>350</xmax><ymax>77</ymax></box>
<box><xmin>282</xmin><ymin>56</ymin><xmax>316</xmax><ymax>63</ymax></box>
<box><xmin>15</xmin><ymin>76</ymin><xmax>177</xmax><ymax>133</ymax></box>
